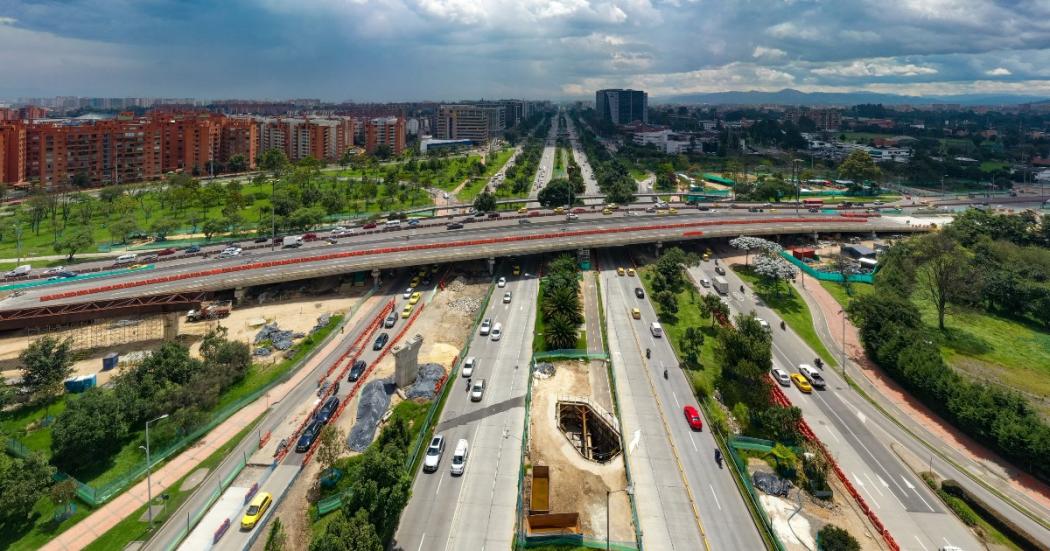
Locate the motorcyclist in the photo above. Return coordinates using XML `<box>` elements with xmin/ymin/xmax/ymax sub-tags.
<box><xmin>646</xmin><ymin>348</ymin><xmax>651</xmax><ymax>359</ymax></box>
<box><xmin>663</xmin><ymin>368</ymin><xmax>668</xmax><ymax>379</ymax></box>
<box><xmin>780</xmin><ymin>320</ymin><xmax>786</xmax><ymax>330</ymax></box>
<box><xmin>814</xmin><ymin>358</ymin><xmax>823</xmax><ymax>369</ymax></box>
<box><xmin>740</xmin><ymin>285</ymin><xmax>745</xmax><ymax>293</ymax></box>
<box><xmin>714</xmin><ymin>449</ymin><xmax>723</xmax><ymax>467</ymax></box>
<box><xmin>466</xmin><ymin>378</ymin><xmax>472</xmax><ymax>392</ymax></box>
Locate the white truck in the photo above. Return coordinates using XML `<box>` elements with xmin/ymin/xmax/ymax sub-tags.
<box><xmin>4</xmin><ymin>265</ymin><xmax>31</xmax><ymax>278</ymax></box>
<box><xmin>713</xmin><ymin>276</ymin><xmax>729</xmax><ymax>295</ymax></box>
<box><xmin>282</xmin><ymin>235</ymin><xmax>304</xmax><ymax>248</ymax></box>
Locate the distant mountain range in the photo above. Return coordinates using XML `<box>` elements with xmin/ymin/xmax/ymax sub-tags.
<box><xmin>655</xmin><ymin>88</ymin><xmax>1049</xmax><ymax>106</ymax></box>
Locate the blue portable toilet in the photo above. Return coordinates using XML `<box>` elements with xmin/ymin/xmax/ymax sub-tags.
<box><xmin>63</xmin><ymin>374</ymin><xmax>97</xmax><ymax>393</ymax></box>
<box><xmin>102</xmin><ymin>353</ymin><xmax>119</xmax><ymax>371</ymax></box>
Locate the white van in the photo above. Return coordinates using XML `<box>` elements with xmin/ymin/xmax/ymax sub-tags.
<box><xmin>4</xmin><ymin>264</ymin><xmax>31</xmax><ymax>278</ymax></box>
<box><xmin>650</xmin><ymin>322</ymin><xmax>663</xmax><ymax>338</ymax></box>
<box><xmin>113</xmin><ymin>253</ymin><xmax>137</xmax><ymax>266</ymax></box>
<box><xmin>490</xmin><ymin>322</ymin><xmax>503</xmax><ymax>341</ymax></box>
<box><xmin>450</xmin><ymin>439</ymin><xmax>469</xmax><ymax>476</ymax></box>
<box><xmin>385</xmin><ymin>219</ymin><xmax>401</xmax><ymax>228</ymax></box>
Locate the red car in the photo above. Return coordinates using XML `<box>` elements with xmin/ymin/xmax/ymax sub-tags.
<box><xmin>302</xmin><ymin>232</ymin><xmax>319</xmax><ymax>241</ymax></box>
<box><xmin>156</xmin><ymin>247</ymin><xmax>177</xmax><ymax>256</ymax></box>
<box><xmin>572</xmin><ymin>207</ymin><xmax>587</xmax><ymax>214</ymax></box>
<box><xmin>527</xmin><ymin>211</ymin><xmax>541</xmax><ymax>217</ymax></box>
<box><xmin>683</xmin><ymin>406</ymin><xmax>703</xmax><ymax>431</ymax></box>
<box><xmin>362</xmin><ymin>222</ymin><xmax>377</xmax><ymax>230</ymax></box>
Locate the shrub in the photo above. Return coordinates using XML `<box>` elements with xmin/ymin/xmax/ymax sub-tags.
<box><xmin>817</xmin><ymin>525</ymin><xmax>860</xmax><ymax>551</ymax></box>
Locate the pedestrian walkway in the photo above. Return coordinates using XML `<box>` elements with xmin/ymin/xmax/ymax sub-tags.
<box><xmin>42</xmin><ymin>295</ymin><xmax>381</xmax><ymax>551</ymax></box>
<box><xmin>581</xmin><ymin>270</ymin><xmax>611</xmax><ymax>411</ymax></box>
<box><xmin>794</xmin><ymin>276</ymin><xmax>1050</xmax><ymax>513</ymax></box>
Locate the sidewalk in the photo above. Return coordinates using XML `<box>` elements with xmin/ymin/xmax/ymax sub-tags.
<box><xmin>794</xmin><ymin>276</ymin><xmax>1050</xmax><ymax>512</ymax></box>
<box><xmin>43</xmin><ymin>295</ymin><xmax>381</xmax><ymax>551</ymax></box>
<box><xmin>581</xmin><ymin>270</ymin><xmax>611</xmax><ymax>412</ymax></box>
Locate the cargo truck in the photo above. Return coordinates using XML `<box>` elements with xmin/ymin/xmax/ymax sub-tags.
<box><xmin>282</xmin><ymin>235</ymin><xmax>304</xmax><ymax>248</ymax></box>
<box><xmin>713</xmin><ymin>276</ymin><xmax>729</xmax><ymax>295</ymax></box>
<box><xmin>186</xmin><ymin>300</ymin><xmax>233</xmax><ymax>322</ymax></box>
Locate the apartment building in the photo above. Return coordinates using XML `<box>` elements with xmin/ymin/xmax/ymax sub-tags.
<box><xmin>436</xmin><ymin>105</ymin><xmax>504</xmax><ymax>142</ymax></box>
<box><xmin>0</xmin><ymin>122</ymin><xmax>27</xmax><ymax>183</ymax></box>
<box><xmin>256</xmin><ymin>117</ymin><xmax>354</xmax><ymax>162</ymax></box>
<box><xmin>785</xmin><ymin>108</ymin><xmax>842</xmax><ymax>131</ymax></box>
<box><xmin>365</xmin><ymin>116</ymin><xmax>406</xmax><ymax>155</ymax></box>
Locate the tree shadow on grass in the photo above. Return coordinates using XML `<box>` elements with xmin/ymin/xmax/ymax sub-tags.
<box><xmin>0</xmin><ymin>514</ymin><xmax>41</xmax><ymax>549</ymax></box>
<box><xmin>936</xmin><ymin>324</ymin><xmax>993</xmax><ymax>357</ymax></box>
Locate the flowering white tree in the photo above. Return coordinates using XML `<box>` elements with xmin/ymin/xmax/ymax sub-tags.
<box><xmin>753</xmin><ymin>253</ymin><xmax>797</xmax><ymax>296</ymax></box>
<box><xmin>730</xmin><ymin>236</ymin><xmax>783</xmax><ymax>266</ymax></box>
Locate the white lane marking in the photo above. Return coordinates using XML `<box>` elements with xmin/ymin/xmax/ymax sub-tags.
<box><xmin>903</xmin><ymin>475</ymin><xmax>937</xmax><ymax>512</ymax></box>
<box><xmin>709</xmin><ymin>484</ymin><xmax>722</xmax><ymax>511</ymax></box>
<box><xmin>629</xmin><ymin>430</ymin><xmax>641</xmax><ymax>453</ymax></box>
<box><xmin>417</xmin><ymin>535</ymin><xmax>427</xmax><ymax>551</ymax></box>
<box><xmin>913</xmin><ymin>535</ymin><xmax>930</xmax><ymax>551</ymax></box>
<box><xmin>435</xmin><ymin>475</ymin><xmax>443</xmax><ymax>495</ymax></box>
<box><xmin>854</xmin><ymin>409</ymin><xmax>867</xmax><ymax>424</ymax></box>
<box><xmin>942</xmin><ymin>537</ymin><xmax>953</xmax><ymax>547</ymax></box>
<box><xmin>852</xmin><ymin>473</ymin><xmax>881</xmax><ymax>510</ymax></box>
<box><xmin>863</xmin><ymin>472</ymin><xmax>885</xmax><ymax>497</ymax></box>
<box><xmin>689</xmin><ymin>434</ymin><xmax>698</xmax><ymax>452</ymax></box>
<box><xmin>671</xmin><ymin>391</ymin><xmax>680</xmax><ymax>408</ymax></box>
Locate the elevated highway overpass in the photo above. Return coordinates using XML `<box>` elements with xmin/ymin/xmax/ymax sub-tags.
<box><xmin>0</xmin><ymin>211</ymin><xmax>925</xmax><ymax>328</ymax></box>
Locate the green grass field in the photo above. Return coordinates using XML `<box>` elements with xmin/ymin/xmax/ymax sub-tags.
<box><xmin>819</xmin><ymin>280</ymin><xmax>874</xmax><ymax>309</ymax></box>
<box><xmin>980</xmin><ymin>161</ymin><xmax>1010</xmax><ymax>173</ymax></box>
<box><xmin>914</xmin><ymin>300</ymin><xmax>1050</xmax><ymax>399</ymax></box>
<box><xmin>734</xmin><ymin>265</ymin><xmax>837</xmax><ymax>368</ymax></box>
<box><xmin>455</xmin><ymin>148</ymin><xmax>516</xmax><ymax>202</ymax></box>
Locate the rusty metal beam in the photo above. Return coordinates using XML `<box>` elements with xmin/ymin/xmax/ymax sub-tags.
<box><xmin>0</xmin><ymin>292</ymin><xmax>207</xmax><ymax>331</ymax></box>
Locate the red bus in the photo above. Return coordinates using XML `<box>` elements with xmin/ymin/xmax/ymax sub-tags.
<box><xmin>802</xmin><ymin>198</ymin><xmax>824</xmax><ymax>206</ymax></box>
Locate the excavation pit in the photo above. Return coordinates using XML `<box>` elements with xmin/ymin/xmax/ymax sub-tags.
<box><xmin>556</xmin><ymin>397</ymin><xmax>622</xmax><ymax>463</ymax></box>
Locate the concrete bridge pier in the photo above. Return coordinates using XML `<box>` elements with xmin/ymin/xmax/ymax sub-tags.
<box><xmin>234</xmin><ymin>287</ymin><xmax>248</xmax><ymax>304</ymax></box>
<box><xmin>654</xmin><ymin>241</ymin><xmax>663</xmax><ymax>256</ymax></box>
<box><xmin>372</xmin><ymin>268</ymin><xmax>381</xmax><ymax>287</ymax></box>
<box><xmin>163</xmin><ymin>312</ymin><xmax>179</xmax><ymax>341</ymax></box>
<box><xmin>487</xmin><ymin>257</ymin><xmax>496</xmax><ymax>275</ymax></box>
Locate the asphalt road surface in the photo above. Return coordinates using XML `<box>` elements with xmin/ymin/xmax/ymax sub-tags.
<box><xmin>691</xmin><ymin>259</ymin><xmax>982</xmax><ymax>551</ymax></box>
<box><xmin>394</xmin><ymin>263</ymin><xmax>537</xmax><ymax>551</ymax></box>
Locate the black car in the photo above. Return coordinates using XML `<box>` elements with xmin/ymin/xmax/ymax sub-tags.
<box><xmin>254</xmin><ymin>236</ymin><xmax>269</xmax><ymax>243</ymax></box>
<box><xmin>634</xmin><ymin>287</ymin><xmax>645</xmax><ymax>299</ymax></box>
<box><xmin>184</xmin><ymin>245</ymin><xmax>201</xmax><ymax>253</ymax></box>
<box><xmin>295</xmin><ymin>421</ymin><xmax>323</xmax><ymax>453</ymax></box>
<box><xmin>446</xmin><ymin>222</ymin><xmax>464</xmax><ymax>230</ymax></box>
<box><xmin>487</xmin><ymin>212</ymin><xmax>500</xmax><ymax>219</ymax></box>
<box><xmin>314</xmin><ymin>396</ymin><xmax>340</xmax><ymax>424</ymax></box>
<box><xmin>348</xmin><ymin>360</ymin><xmax>367</xmax><ymax>382</ymax></box>
<box><xmin>373</xmin><ymin>333</ymin><xmax>389</xmax><ymax>350</ymax></box>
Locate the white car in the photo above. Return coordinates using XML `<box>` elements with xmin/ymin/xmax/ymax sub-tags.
<box><xmin>503</xmin><ymin>291</ymin><xmax>512</xmax><ymax>304</ymax></box>
<box><xmin>403</xmin><ymin>288</ymin><xmax>413</xmax><ymax>299</ymax></box>
<box><xmin>42</xmin><ymin>266</ymin><xmax>65</xmax><ymax>276</ymax></box>
<box><xmin>700</xmin><ymin>278</ymin><xmax>711</xmax><ymax>288</ymax></box>
<box><xmin>497</xmin><ymin>277</ymin><xmax>507</xmax><ymax>288</ymax></box>
<box><xmin>470</xmin><ymin>379</ymin><xmax>486</xmax><ymax>402</ymax></box>
<box><xmin>450</xmin><ymin>439</ymin><xmax>469</xmax><ymax>476</ymax></box>
<box><xmin>770</xmin><ymin>367</ymin><xmax>791</xmax><ymax>387</ymax></box>
<box><xmin>422</xmin><ymin>435</ymin><xmax>445</xmax><ymax>473</ymax></box>
<box><xmin>462</xmin><ymin>356</ymin><xmax>477</xmax><ymax>378</ymax></box>
<box><xmin>490</xmin><ymin>322</ymin><xmax>503</xmax><ymax>341</ymax></box>
<box><xmin>798</xmin><ymin>364</ymin><xmax>827</xmax><ymax>390</ymax></box>
<box><xmin>757</xmin><ymin>318</ymin><xmax>771</xmax><ymax>332</ymax></box>
<box><xmin>479</xmin><ymin>319</ymin><xmax>492</xmax><ymax>336</ymax></box>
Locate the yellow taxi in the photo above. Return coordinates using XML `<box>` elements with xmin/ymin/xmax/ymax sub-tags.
<box><xmin>512</xmin><ymin>265</ymin><xmax>521</xmax><ymax>276</ymax></box>
<box><xmin>409</xmin><ymin>277</ymin><xmax>421</xmax><ymax>287</ymax></box>
<box><xmin>702</xmin><ymin>252</ymin><xmax>711</xmax><ymax>261</ymax></box>
<box><xmin>790</xmin><ymin>373</ymin><xmax>813</xmax><ymax>393</ymax></box>
<box><xmin>606</xmin><ymin>203</ymin><xmax>619</xmax><ymax>210</ymax></box>
<box><xmin>617</xmin><ymin>267</ymin><xmax>625</xmax><ymax>276</ymax></box>
<box><xmin>602</xmin><ymin>208</ymin><xmax>613</xmax><ymax>215</ymax></box>
<box><xmin>631</xmin><ymin>308</ymin><xmax>641</xmax><ymax>320</ymax></box>
<box><xmin>518</xmin><ymin>206</ymin><xmax>528</xmax><ymax>214</ymax></box>
<box><xmin>668</xmin><ymin>208</ymin><xmax>678</xmax><ymax>215</ymax></box>
<box><xmin>409</xmin><ymin>291</ymin><xmax>422</xmax><ymax>305</ymax></box>
<box><xmin>241</xmin><ymin>492</ymin><xmax>273</xmax><ymax>530</ymax></box>
<box><xmin>627</xmin><ymin>268</ymin><xmax>636</xmax><ymax>277</ymax></box>
<box><xmin>554</xmin><ymin>206</ymin><xmax>565</xmax><ymax>215</ymax></box>
<box><xmin>401</xmin><ymin>304</ymin><xmax>414</xmax><ymax>318</ymax></box>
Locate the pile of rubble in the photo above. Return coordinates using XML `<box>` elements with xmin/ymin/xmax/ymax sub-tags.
<box><xmin>533</xmin><ymin>362</ymin><xmax>556</xmax><ymax>379</ymax></box>
<box><xmin>253</xmin><ymin>323</ymin><xmax>303</xmax><ymax>351</ymax></box>
<box><xmin>445</xmin><ymin>277</ymin><xmax>468</xmax><ymax>293</ymax></box>
<box><xmin>311</xmin><ymin>313</ymin><xmax>332</xmax><ymax>334</ymax></box>
<box><xmin>448</xmin><ymin>296</ymin><xmax>482</xmax><ymax>315</ymax></box>
<box><xmin>405</xmin><ymin>363</ymin><xmax>446</xmax><ymax>400</ymax></box>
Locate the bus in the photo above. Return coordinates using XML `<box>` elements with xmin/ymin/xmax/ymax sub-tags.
<box><xmin>802</xmin><ymin>198</ymin><xmax>824</xmax><ymax>207</ymax></box>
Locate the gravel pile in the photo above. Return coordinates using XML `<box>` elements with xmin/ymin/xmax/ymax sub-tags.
<box><xmin>405</xmin><ymin>363</ymin><xmax>447</xmax><ymax>400</ymax></box>
<box><xmin>445</xmin><ymin>277</ymin><xmax>468</xmax><ymax>293</ymax></box>
<box><xmin>253</xmin><ymin>347</ymin><xmax>271</xmax><ymax>357</ymax></box>
<box><xmin>533</xmin><ymin>362</ymin><xmax>556</xmax><ymax>379</ymax></box>
<box><xmin>346</xmin><ymin>379</ymin><xmax>394</xmax><ymax>452</ymax></box>
<box><xmin>448</xmin><ymin>296</ymin><xmax>482</xmax><ymax>315</ymax></box>
<box><xmin>311</xmin><ymin>313</ymin><xmax>332</xmax><ymax>333</ymax></box>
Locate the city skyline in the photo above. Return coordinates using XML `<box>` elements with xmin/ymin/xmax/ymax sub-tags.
<box><xmin>3</xmin><ymin>1</ymin><xmax>1050</xmax><ymax>101</ymax></box>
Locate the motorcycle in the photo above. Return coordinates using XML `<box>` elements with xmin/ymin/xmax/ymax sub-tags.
<box><xmin>646</xmin><ymin>348</ymin><xmax>651</xmax><ymax>359</ymax></box>
<box><xmin>780</xmin><ymin>320</ymin><xmax>786</xmax><ymax>330</ymax></box>
<box><xmin>466</xmin><ymin>378</ymin><xmax>472</xmax><ymax>392</ymax></box>
<box><xmin>814</xmin><ymin>358</ymin><xmax>824</xmax><ymax>369</ymax></box>
<box><xmin>663</xmin><ymin>368</ymin><xmax>668</xmax><ymax>379</ymax></box>
<box><xmin>714</xmin><ymin>449</ymin><xmax>723</xmax><ymax>468</ymax></box>
<box><xmin>740</xmin><ymin>285</ymin><xmax>745</xmax><ymax>293</ymax></box>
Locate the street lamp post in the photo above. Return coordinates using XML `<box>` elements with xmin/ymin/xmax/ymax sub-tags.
<box><xmin>141</xmin><ymin>413</ymin><xmax>170</xmax><ymax>529</ymax></box>
<box><xmin>270</xmin><ymin>178</ymin><xmax>277</xmax><ymax>251</ymax></box>
<box><xmin>793</xmin><ymin>158</ymin><xmax>803</xmax><ymax>215</ymax></box>
<box><xmin>606</xmin><ymin>485</ymin><xmax>634</xmax><ymax>550</ymax></box>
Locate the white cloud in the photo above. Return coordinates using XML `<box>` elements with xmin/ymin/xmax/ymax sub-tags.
<box><xmin>752</xmin><ymin>46</ymin><xmax>786</xmax><ymax>60</ymax></box>
<box><xmin>986</xmin><ymin>67</ymin><xmax>1012</xmax><ymax>76</ymax></box>
<box><xmin>811</xmin><ymin>59</ymin><xmax>938</xmax><ymax>77</ymax></box>
<box><xmin>0</xmin><ymin>17</ymin><xmax>16</xmax><ymax>26</ymax></box>
<box><xmin>563</xmin><ymin>61</ymin><xmax>796</xmax><ymax>96</ymax></box>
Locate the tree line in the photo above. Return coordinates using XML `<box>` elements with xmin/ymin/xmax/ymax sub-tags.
<box><xmin>570</xmin><ymin>111</ymin><xmax>636</xmax><ymax>204</ymax></box>
<box><xmin>539</xmin><ymin>255</ymin><xmax>584</xmax><ymax>350</ymax></box>
<box><xmin>849</xmin><ymin>212</ymin><xmax>1050</xmax><ymax>480</ymax></box>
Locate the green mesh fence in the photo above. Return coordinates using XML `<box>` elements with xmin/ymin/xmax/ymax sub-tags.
<box><xmin>0</xmin><ymin>265</ymin><xmax>156</xmax><ymax>292</ymax></box>
<box><xmin>780</xmin><ymin>251</ymin><xmax>875</xmax><ymax>284</ymax></box>
<box><xmin>515</xmin><ymin>533</ymin><xmax>638</xmax><ymax>550</ymax></box>
<box><xmin>727</xmin><ymin>437</ymin><xmax>787</xmax><ymax>551</ymax></box>
<box><xmin>533</xmin><ymin>350</ymin><xmax>609</xmax><ymax>361</ymax></box>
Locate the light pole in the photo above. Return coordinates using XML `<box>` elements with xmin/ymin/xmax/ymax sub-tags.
<box><xmin>270</xmin><ymin>177</ymin><xmax>277</xmax><ymax>251</ymax></box>
<box><xmin>606</xmin><ymin>484</ymin><xmax>634</xmax><ymax>550</ymax></box>
<box><xmin>140</xmin><ymin>413</ymin><xmax>170</xmax><ymax>529</ymax></box>
<box><xmin>793</xmin><ymin>158</ymin><xmax>803</xmax><ymax>215</ymax></box>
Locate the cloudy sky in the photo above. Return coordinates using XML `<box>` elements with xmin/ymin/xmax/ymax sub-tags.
<box><xmin>3</xmin><ymin>0</ymin><xmax>1050</xmax><ymax>101</ymax></box>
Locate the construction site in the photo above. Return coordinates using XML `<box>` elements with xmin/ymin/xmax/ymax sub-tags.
<box><xmin>523</xmin><ymin>359</ymin><xmax>635</xmax><ymax>545</ymax></box>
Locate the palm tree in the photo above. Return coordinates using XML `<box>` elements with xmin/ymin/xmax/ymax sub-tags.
<box><xmin>545</xmin><ymin>315</ymin><xmax>579</xmax><ymax>350</ymax></box>
<box><xmin>542</xmin><ymin>285</ymin><xmax>582</xmax><ymax>324</ymax></box>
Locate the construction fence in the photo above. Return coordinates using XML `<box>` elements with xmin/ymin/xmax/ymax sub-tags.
<box><xmin>780</xmin><ymin>251</ymin><xmax>876</xmax><ymax>284</ymax></box>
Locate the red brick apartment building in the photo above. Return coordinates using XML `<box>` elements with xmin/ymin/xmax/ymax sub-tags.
<box><xmin>0</xmin><ymin>111</ymin><xmax>259</xmax><ymax>187</ymax></box>
<box><xmin>255</xmin><ymin>117</ymin><xmax>354</xmax><ymax>162</ymax></box>
<box><xmin>365</xmin><ymin>116</ymin><xmax>406</xmax><ymax>155</ymax></box>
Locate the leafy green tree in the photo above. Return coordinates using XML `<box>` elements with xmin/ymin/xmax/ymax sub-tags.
<box><xmin>53</xmin><ymin>228</ymin><xmax>94</xmax><ymax>261</ymax></box>
<box><xmin>916</xmin><ymin>233</ymin><xmax>971</xmax><ymax>330</ymax></box>
<box><xmin>0</xmin><ymin>452</ymin><xmax>55</xmax><ymax>525</ymax></box>
<box><xmin>316</xmin><ymin>425</ymin><xmax>345</xmax><ymax>477</ymax></box>
<box><xmin>342</xmin><ymin>443</ymin><xmax>412</xmax><ymax>544</ymax></box>
<box><xmin>536</xmin><ymin>178</ymin><xmax>574</xmax><ymax>208</ymax></box>
<box><xmin>837</xmin><ymin>150</ymin><xmax>881</xmax><ymax>192</ymax></box>
<box><xmin>150</xmin><ymin>217</ymin><xmax>178</xmax><ymax>241</ymax></box>
<box><xmin>227</xmin><ymin>154</ymin><xmax>249</xmax><ymax>173</ymax></box>
<box><xmin>49</xmin><ymin>478</ymin><xmax>78</xmax><ymax>517</ymax></box>
<box><xmin>680</xmin><ymin>326</ymin><xmax>706</xmax><ymax>367</ymax></box>
<box><xmin>259</xmin><ymin>149</ymin><xmax>289</xmax><ymax>180</ymax></box>
<box><xmin>309</xmin><ymin>509</ymin><xmax>382</xmax><ymax>551</ymax></box>
<box><xmin>817</xmin><ymin>525</ymin><xmax>860</xmax><ymax>551</ymax></box>
<box><xmin>472</xmin><ymin>191</ymin><xmax>497</xmax><ymax>213</ymax></box>
<box><xmin>51</xmin><ymin>389</ymin><xmax>130</xmax><ymax>471</ymax></box>
<box><xmin>654</xmin><ymin>290</ymin><xmax>678</xmax><ymax>318</ymax></box>
<box><xmin>20</xmin><ymin>336</ymin><xmax>74</xmax><ymax>400</ymax></box>
<box><xmin>108</xmin><ymin>217</ymin><xmax>139</xmax><ymax>245</ymax></box>
<box><xmin>201</xmin><ymin>218</ymin><xmax>226</xmax><ymax>240</ymax></box>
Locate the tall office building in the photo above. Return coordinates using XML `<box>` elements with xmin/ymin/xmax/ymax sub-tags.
<box><xmin>595</xmin><ymin>89</ymin><xmax>648</xmax><ymax>125</ymax></box>
<box><xmin>365</xmin><ymin>116</ymin><xmax>406</xmax><ymax>155</ymax></box>
<box><xmin>436</xmin><ymin>105</ymin><xmax>505</xmax><ymax>142</ymax></box>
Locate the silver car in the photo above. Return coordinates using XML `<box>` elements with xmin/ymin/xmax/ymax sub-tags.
<box><xmin>470</xmin><ymin>379</ymin><xmax>486</xmax><ymax>402</ymax></box>
<box><xmin>422</xmin><ymin>435</ymin><xmax>445</xmax><ymax>473</ymax></box>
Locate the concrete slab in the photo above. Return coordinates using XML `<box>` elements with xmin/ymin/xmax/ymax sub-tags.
<box><xmin>138</xmin><ymin>504</ymin><xmax>166</xmax><ymax>523</ymax></box>
<box><xmin>178</xmin><ymin>486</ymin><xmax>251</xmax><ymax>551</ymax></box>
